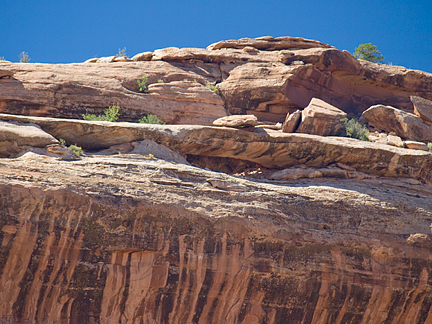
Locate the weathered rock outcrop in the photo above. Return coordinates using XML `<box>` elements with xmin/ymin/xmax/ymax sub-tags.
<box><xmin>1</xmin><ymin>145</ymin><xmax>432</xmax><ymax>323</ymax></box>
<box><xmin>0</xmin><ymin>61</ymin><xmax>226</xmax><ymax>125</ymax></box>
<box><xmin>363</xmin><ymin>104</ymin><xmax>432</xmax><ymax>142</ymax></box>
<box><xmin>2</xmin><ymin>36</ymin><xmax>432</xmax><ymax>124</ymax></box>
<box><xmin>2</xmin><ymin>35</ymin><xmax>432</xmax><ymax>324</ymax></box>
<box><xmin>0</xmin><ymin>120</ymin><xmax>58</xmax><ymax>157</ymax></box>
<box><xmin>1</xmin><ymin>113</ymin><xmax>432</xmax><ymax>185</ymax></box>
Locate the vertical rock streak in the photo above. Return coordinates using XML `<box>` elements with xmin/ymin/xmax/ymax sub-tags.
<box><xmin>1</xmin><ymin>187</ymin><xmax>432</xmax><ymax>323</ymax></box>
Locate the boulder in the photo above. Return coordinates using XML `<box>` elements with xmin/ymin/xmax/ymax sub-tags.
<box><xmin>270</xmin><ymin>166</ymin><xmax>323</xmax><ymax>180</ymax></box>
<box><xmin>411</xmin><ymin>96</ymin><xmax>432</xmax><ymax>123</ymax></box>
<box><xmin>296</xmin><ymin>98</ymin><xmax>347</xmax><ymax>136</ymax></box>
<box><xmin>282</xmin><ymin>109</ymin><xmax>301</xmax><ymax>133</ymax></box>
<box><xmin>387</xmin><ymin>134</ymin><xmax>404</xmax><ymax>148</ymax></box>
<box><xmin>404</xmin><ymin>140</ymin><xmax>429</xmax><ymax>151</ymax></box>
<box><xmin>363</xmin><ymin>105</ymin><xmax>432</xmax><ymax>142</ymax></box>
<box><xmin>131</xmin><ymin>52</ymin><xmax>153</xmax><ymax>61</ymax></box>
<box><xmin>213</xmin><ymin>115</ymin><xmax>259</xmax><ymax>127</ymax></box>
<box><xmin>0</xmin><ymin>120</ymin><xmax>59</xmax><ymax>157</ymax></box>
<box><xmin>96</xmin><ymin>56</ymin><xmax>116</xmax><ymax>63</ymax></box>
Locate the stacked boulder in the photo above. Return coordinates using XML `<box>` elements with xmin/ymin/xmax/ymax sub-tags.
<box><xmin>362</xmin><ymin>96</ymin><xmax>432</xmax><ymax>147</ymax></box>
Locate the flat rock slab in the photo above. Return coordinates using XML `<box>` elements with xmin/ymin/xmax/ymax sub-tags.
<box><xmin>213</xmin><ymin>114</ymin><xmax>259</xmax><ymax>127</ymax></box>
<box><xmin>405</xmin><ymin>140</ymin><xmax>429</xmax><ymax>151</ymax></box>
<box><xmin>1</xmin><ymin>113</ymin><xmax>432</xmax><ymax>185</ymax></box>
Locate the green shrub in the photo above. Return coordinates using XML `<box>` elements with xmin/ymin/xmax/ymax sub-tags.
<box><xmin>139</xmin><ymin>114</ymin><xmax>165</xmax><ymax>125</ymax></box>
<box><xmin>157</xmin><ymin>79</ymin><xmax>164</xmax><ymax>83</ymax></box>
<box><xmin>206</xmin><ymin>84</ymin><xmax>220</xmax><ymax>95</ymax></box>
<box><xmin>137</xmin><ymin>76</ymin><xmax>149</xmax><ymax>93</ymax></box>
<box><xmin>354</xmin><ymin>43</ymin><xmax>384</xmax><ymax>63</ymax></box>
<box><xmin>59</xmin><ymin>138</ymin><xmax>66</xmax><ymax>147</ymax></box>
<box><xmin>0</xmin><ymin>56</ymin><xmax>5</xmax><ymax>61</ymax></box>
<box><xmin>341</xmin><ymin>118</ymin><xmax>369</xmax><ymax>141</ymax></box>
<box><xmin>68</xmin><ymin>144</ymin><xmax>83</xmax><ymax>156</ymax></box>
<box><xmin>19</xmin><ymin>51</ymin><xmax>30</xmax><ymax>63</ymax></box>
<box><xmin>103</xmin><ymin>105</ymin><xmax>120</xmax><ymax>122</ymax></box>
<box><xmin>427</xmin><ymin>143</ymin><xmax>432</xmax><ymax>152</ymax></box>
<box><xmin>82</xmin><ymin>105</ymin><xmax>120</xmax><ymax>122</ymax></box>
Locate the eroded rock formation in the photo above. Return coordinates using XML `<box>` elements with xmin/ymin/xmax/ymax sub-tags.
<box><xmin>2</xmin><ymin>36</ymin><xmax>432</xmax><ymax>124</ymax></box>
<box><xmin>2</xmin><ymin>35</ymin><xmax>432</xmax><ymax>324</ymax></box>
<box><xmin>1</xmin><ymin>148</ymin><xmax>432</xmax><ymax>323</ymax></box>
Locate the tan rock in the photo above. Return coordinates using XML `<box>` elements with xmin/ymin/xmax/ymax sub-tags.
<box><xmin>113</xmin><ymin>56</ymin><xmax>131</xmax><ymax>62</ymax></box>
<box><xmin>282</xmin><ymin>109</ymin><xmax>301</xmax><ymax>133</ymax></box>
<box><xmin>2</xmin><ymin>113</ymin><xmax>432</xmax><ymax>184</ymax></box>
<box><xmin>406</xmin><ymin>233</ymin><xmax>431</xmax><ymax>246</ymax></box>
<box><xmin>411</xmin><ymin>96</ymin><xmax>432</xmax><ymax>123</ymax></box>
<box><xmin>207</xmin><ymin>36</ymin><xmax>333</xmax><ymax>51</ymax></box>
<box><xmin>270</xmin><ymin>166</ymin><xmax>323</xmax><ymax>180</ymax></box>
<box><xmin>96</xmin><ymin>56</ymin><xmax>116</xmax><ymax>63</ymax></box>
<box><xmin>255</xmin><ymin>123</ymin><xmax>282</xmax><ymax>130</ymax></box>
<box><xmin>363</xmin><ymin>105</ymin><xmax>432</xmax><ymax>142</ymax></box>
<box><xmin>404</xmin><ymin>140</ymin><xmax>429</xmax><ymax>151</ymax></box>
<box><xmin>148</xmin><ymin>81</ymin><xmax>224</xmax><ymax>106</ymax></box>
<box><xmin>84</xmin><ymin>58</ymin><xmax>99</xmax><ymax>63</ymax></box>
<box><xmin>296</xmin><ymin>98</ymin><xmax>347</xmax><ymax>136</ymax></box>
<box><xmin>387</xmin><ymin>134</ymin><xmax>404</xmax><ymax>147</ymax></box>
<box><xmin>0</xmin><ymin>120</ymin><xmax>58</xmax><ymax>157</ymax></box>
<box><xmin>129</xmin><ymin>139</ymin><xmax>189</xmax><ymax>164</ymax></box>
<box><xmin>131</xmin><ymin>52</ymin><xmax>153</xmax><ymax>61</ymax></box>
<box><xmin>317</xmin><ymin>167</ymin><xmax>348</xmax><ymax>178</ymax></box>
<box><xmin>0</xmin><ymin>61</ymin><xmax>226</xmax><ymax>125</ymax></box>
<box><xmin>213</xmin><ymin>115</ymin><xmax>259</xmax><ymax>127</ymax></box>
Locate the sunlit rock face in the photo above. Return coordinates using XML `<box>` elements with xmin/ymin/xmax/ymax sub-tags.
<box><xmin>2</xmin><ymin>36</ymin><xmax>432</xmax><ymax>125</ymax></box>
<box><xmin>1</xmin><ymin>151</ymin><xmax>432</xmax><ymax>323</ymax></box>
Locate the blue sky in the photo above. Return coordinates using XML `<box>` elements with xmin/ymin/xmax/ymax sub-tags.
<box><xmin>1</xmin><ymin>0</ymin><xmax>431</xmax><ymax>73</ymax></box>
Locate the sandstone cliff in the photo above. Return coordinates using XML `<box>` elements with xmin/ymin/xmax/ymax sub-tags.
<box><xmin>1</xmin><ymin>36</ymin><xmax>432</xmax><ymax>324</ymax></box>
<box><xmin>1</xmin><ymin>36</ymin><xmax>432</xmax><ymax>124</ymax></box>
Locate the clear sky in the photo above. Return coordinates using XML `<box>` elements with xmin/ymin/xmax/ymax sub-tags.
<box><xmin>1</xmin><ymin>0</ymin><xmax>432</xmax><ymax>73</ymax></box>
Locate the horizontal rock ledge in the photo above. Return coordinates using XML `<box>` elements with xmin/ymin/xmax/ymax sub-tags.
<box><xmin>1</xmin><ymin>113</ymin><xmax>431</xmax><ymax>184</ymax></box>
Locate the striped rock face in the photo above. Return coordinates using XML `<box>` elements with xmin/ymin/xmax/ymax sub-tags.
<box><xmin>0</xmin><ymin>143</ymin><xmax>432</xmax><ymax>323</ymax></box>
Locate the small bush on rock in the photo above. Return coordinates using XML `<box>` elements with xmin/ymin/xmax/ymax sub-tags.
<box><xmin>68</xmin><ymin>144</ymin><xmax>83</xmax><ymax>156</ymax></box>
<box><xmin>427</xmin><ymin>143</ymin><xmax>432</xmax><ymax>152</ymax></box>
<box><xmin>341</xmin><ymin>118</ymin><xmax>369</xmax><ymax>141</ymax></box>
<box><xmin>82</xmin><ymin>105</ymin><xmax>120</xmax><ymax>122</ymax></box>
<box><xmin>137</xmin><ymin>76</ymin><xmax>149</xmax><ymax>93</ymax></box>
<box><xmin>116</xmin><ymin>47</ymin><xmax>126</xmax><ymax>57</ymax></box>
<box><xmin>139</xmin><ymin>114</ymin><xmax>165</xmax><ymax>125</ymax></box>
<box><xmin>19</xmin><ymin>51</ymin><xmax>30</xmax><ymax>63</ymax></box>
<box><xmin>206</xmin><ymin>84</ymin><xmax>220</xmax><ymax>95</ymax></box>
